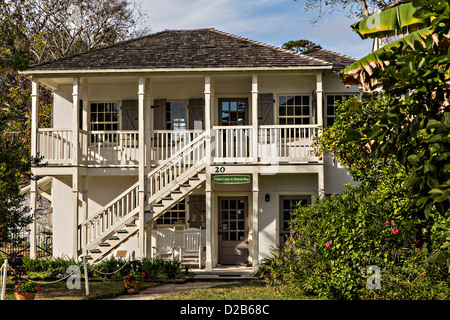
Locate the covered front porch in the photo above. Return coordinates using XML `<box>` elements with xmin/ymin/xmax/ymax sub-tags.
<box><xmin>31</xmin><ymin>72</ymin><xmax>325</xmax><ymax>169</ymax></box>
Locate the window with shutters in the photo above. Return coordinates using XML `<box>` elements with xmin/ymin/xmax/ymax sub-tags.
<box><xmin>278</xmin><ymin>95</ymin><xmax>311</xmax><ymax>125</ymax></box>
<box><xmin>325</xmin><ymin>94</ymin><xmax>356</xmax><ymax>127</ymax></box>
<box><xmin>90</xmin><ymin>102</ymin><xmax>119</xmax><ymax>131</ymax></box>
<box><xmin>166</xmin><ymin>101</ymin><xmax>187</xmax><ymax>130</ymax></box>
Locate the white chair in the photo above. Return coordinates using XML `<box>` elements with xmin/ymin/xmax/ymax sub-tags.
<box><xmin>152</xmin><ymin>227</ymin><xmax>176</xmax><ymax>260</ymax></box>
<box><xmin>179</xmin><ymin>227</ymin><xmax>202</xmax><ymax>268</ymax></box>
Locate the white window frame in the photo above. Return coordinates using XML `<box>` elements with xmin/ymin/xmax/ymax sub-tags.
<box><xmin>277</xmin><ymin>94</ymin><xmax>312</xmax><ymax>125</ymax></box>
<box><xmin>89</xmin><ymin>101</ymin><xmax>120</xmax><ymax>131</ymax></box>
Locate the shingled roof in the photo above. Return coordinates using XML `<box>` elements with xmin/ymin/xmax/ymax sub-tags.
<box><xmin>301</xmin><ymin>46</ymin><xmax>358</xmax><ymax>72</ymax></box>
<box><xmin>26</xmin><ymin>28</ymin><xmax>337</xmax><ymax>72</ymax></box>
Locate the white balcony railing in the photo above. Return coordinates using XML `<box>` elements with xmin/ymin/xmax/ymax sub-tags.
<box><xmin>36</xmin><ymin>125</ymin><xmax>320</xmax><ymax>167</ymax></box>
<box><xmin>87</xmin><ymin>131</ymin><xmax>139</xmax><ymax>166</ymax></box>
<box><xmin>150</xmin><ymin>130</ymin><xmax>202</xmax><ymax>164</ymax></box>
<box><xmin>211</xmin><ymin>126</ymin><xmax>253</xmax><ymax>164</ymax></box>
<box><xmin>37</xmin><ymin>129</ymin><xmax>74</xmax><ymax>165</ymax></box>
<box><xmin>258</xmin><ymin>125</ymin><xmax>320</xmax><ymax>163</ymax></box>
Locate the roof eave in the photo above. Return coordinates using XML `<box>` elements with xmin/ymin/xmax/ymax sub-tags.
<box><xmin>20</xmin><ymin>65</ymin><xmax>333</xmax><ymax>76</ymax></box>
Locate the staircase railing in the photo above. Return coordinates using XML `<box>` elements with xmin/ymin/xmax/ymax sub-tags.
<box><xmin>145</xmin><ymin>131</ymin><xmax>206</xmax><ymax>204</ymax></box>
<box><xmin>79</xmin><ymin>131</ymin><xmax>207</xmax><ymax>255</ymax></box>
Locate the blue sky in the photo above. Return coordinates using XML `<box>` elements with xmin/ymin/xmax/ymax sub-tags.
<box><xmin>140</xmin><ymin>0</ymin><xmax>373</xmax><ymax>59</ymax></box>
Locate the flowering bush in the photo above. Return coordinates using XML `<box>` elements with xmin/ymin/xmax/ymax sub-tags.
<box><xmin>14</xmin><ymin>281</ymin><xmax>40</xmax><ymax>293</ymax></box>
<box><xmin>124</xmin><ymin>269</ymin><xmax>146</xmax><ymax>282</ymax></box>
<box><xmin>255</xmin><ymin>182</ymin><xmax>449</xmax><ymax>300</ymax></box>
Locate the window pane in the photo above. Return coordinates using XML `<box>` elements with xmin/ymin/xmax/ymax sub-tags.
<box><xmin>303</xmin><ymin>96</ymin><xmax>310</xmax><ymax>105</ymax></box>
<box><xmin>286</xmin><ymin>96</ymin><xmax>294</xmax><ymax>105</ymax></box>
<box><xmin>303</xmin><ymin>106</ymin><xmax>310</xmax><ymax>116</ymax></box>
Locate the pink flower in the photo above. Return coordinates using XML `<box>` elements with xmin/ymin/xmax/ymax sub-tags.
<box><xmin>384</xmin><ymin>221</ymin><xmax>390</xmax><ymax>226</ymax></box>
<box><xmin>392</xmin><ymin>227</ymin><xmax>399</xmax><ymax>235</ymax></box>
<box><xmin>324</xmin><ymin>241</ymin><xmax>330</xmax><ymax>248</ymax></box>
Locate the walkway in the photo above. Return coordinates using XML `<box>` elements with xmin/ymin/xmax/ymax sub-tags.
<box><xmin>112</xmin><ymin>265</ymin><xmax>259</xmax><ymax>300</ymax></box>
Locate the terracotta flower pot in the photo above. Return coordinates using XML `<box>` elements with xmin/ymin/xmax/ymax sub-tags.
<box><xmin>124</xmin><ymin>280</ymin><xmax>141</xmax><ymax>295</ymax></box>
<box><xmin>14</xmin><ymin>292</ymin><xmax>37</xmax><ymax>300</ymax></box>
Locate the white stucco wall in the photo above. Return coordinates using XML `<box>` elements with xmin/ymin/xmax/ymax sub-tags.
<box><xmin>258</xmin><ymin>173</ymin><xmax>318</xmax><ymax>260</ymax></box>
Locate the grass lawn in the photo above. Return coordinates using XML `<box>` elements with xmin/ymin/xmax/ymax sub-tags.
<box><xmin>2</xmin><ymin>279</ymin><xmax>319</xmax><ymax>300</ymax></box>
<box><xmin>156</xmin><ymin>280</ymin><xmax>320</xmax><ymax>300</ymax></box>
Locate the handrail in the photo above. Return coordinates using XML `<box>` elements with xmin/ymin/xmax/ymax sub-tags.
<box><xmin>80</xmin><ymin>131</ymin><xmax>207</xmax><ymax>254</ymax></box>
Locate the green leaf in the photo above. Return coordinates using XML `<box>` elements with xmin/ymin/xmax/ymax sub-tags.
<box><xmin>427</xmin><ymin>251</ymin><xmax>450</xmax><ymax>264</ymax></box>
<box><xmin>429</xmin><ymin>188</ymin><xmax>444</xmax><ymax>195</ymax></box>
<box><xmin>427</xmin><ymin>119</ymin><xmax>442</xmax><ymax>129</ymax></box>
<box><xmin>407</xmin><ymin>154</ymin><xmax>421</xmax><ymax>163</ymax></box>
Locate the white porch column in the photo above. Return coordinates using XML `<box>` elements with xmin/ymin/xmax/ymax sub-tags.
<box><xmin>251</xmin><ymin>75</ymin><xmax>258</xmax><ymax>163</ymax></box>
<box><xmin>204</xmin><ymin>75</ymin><xmax>212</xmax><ymax>163</ymax></box>
<box><xmin>252</xmin><ymin>171</ymin><xmax>259</xmax><ymax>270</ymax></box>
<box><xmin>204</xmin><ymin>75</ymin><xmax>213</xmax><ymax>270</ymax></box>
<box><xmin>72</xmin><ymin>77</ymin><xmax>80</xmax><ymax>258</ymax></box>
<box><xmin>81</xmin><ymin>79</ymin><xmax>89</xmax><ymax>131</ymax></box>
<box><xmin>316</xmin><ymin>72</ymin><xmax>323</xmax><ymax>126</ymax></box>
<box><xmin>318</xmin><ymin>166</ymin><xmax>325</xmax><ymax>198</ymax></box>
<box><xmin>145</xmin><ymin>78</ymin><xmax>152</xmax><ymax>177</ymax></box>
<box><xmin>138</xmin><ymin>76</ymin><xmax>146</xmax><ymax>258</ymax></box>
<box><xmin>29</xmin><ymin>78</ymin><xmax>39</xmax><ymax>258</ymax></box>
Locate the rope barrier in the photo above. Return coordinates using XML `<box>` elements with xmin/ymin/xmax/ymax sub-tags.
<box><xmin>20</xmin><ymin>265</ymin><xmax>82</xmax><ymax>284</ymax></box>
<box><xmin>1</xmin><ymin>252</ymin><xmax>139</xmax><ymax>299</ymax></box>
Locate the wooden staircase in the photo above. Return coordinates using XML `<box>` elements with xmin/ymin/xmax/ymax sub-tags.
<box><xmin>80</xmin><ymin>132</ymin><xmax>207</xmax><ymax>262</ymax></box>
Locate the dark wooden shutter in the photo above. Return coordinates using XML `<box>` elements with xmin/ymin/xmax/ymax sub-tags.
<box><xmin>121</xmin><ymin>100</ymin><xmax>138</xmax><ymax>130</ymax></box>
<box><xmin>153</xmin><ymin>99</ymin><xmax>166</xmax><ymax>130</ymax></box>
<box><xmin>258</xmin><ymin>93</ymin><xmax>274</xmax><ymax>125</ymax></box>
<box><xmin>188</xmin><ymin>98</ymin><xmax>204</xmax><ymax>130</ymax></box>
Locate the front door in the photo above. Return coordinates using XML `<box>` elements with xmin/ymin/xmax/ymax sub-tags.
<box><xmin>218</xmin><ymin>197</ymin><xmax>248</xmax><ymax>265</ymax></box>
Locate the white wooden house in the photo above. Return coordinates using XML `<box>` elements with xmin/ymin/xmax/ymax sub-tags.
<box><xmin>21</xmin><ymin>29</ymin><xmax>358</xmax><ymax>270</ymax></box>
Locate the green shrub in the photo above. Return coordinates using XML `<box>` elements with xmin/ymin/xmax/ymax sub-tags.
<box><xmin>141</xmin><ymin>257</ymin><xmax>185</xmax><ymax>279</ymax></box>
<box><xmin>256</xmin><ymin>183</ymin><xmax>449</xmax><ymax>300</ymax></box>
<box><xmin>22</xmin><ymin>255</ymin><xmax>80</xmax><ymax>274</ymax></box>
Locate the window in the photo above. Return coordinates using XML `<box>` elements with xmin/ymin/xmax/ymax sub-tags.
<box><xmin>325</xmin><ymin>94</ymin><xmax>356</xmax><ymax>127</ymax></box>
<box><xmin>279</xmin><ymin>195</ymin><xmax>311</xmax><ymax>244</ymax></box>
<box><xmin>219</xmin><ymin>98</ymin><xmax>248</xmax><ymax>126</ymax></box>
<box><xmin>156</xmin><ymin>199</ymin><xmax>186</xmax><ymax>225</ymax></box>
<box><xmin>278</xmin><ymin>95</ymin><xmax>311</xmax><ymax>125</ymax></box>
<box><xmin>90</xmin><ymin>102</ymin><xmax>119</xmax><ymax>131</ymax></box>
<box><xmin>166</xmin><ymin>101</ymin><xmax>187</xmax><ymax>130</ymax></box>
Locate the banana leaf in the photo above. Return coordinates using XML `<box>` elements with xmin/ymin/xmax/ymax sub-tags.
<box><xmin>351</xmin><ymin>2</ymin><xmax>430</xmax><ymax>40</ymax></box>
<box><xmin>340</xmin><ymin>27</ymin><xmax>434</xmax><ymax>90</ymax></box>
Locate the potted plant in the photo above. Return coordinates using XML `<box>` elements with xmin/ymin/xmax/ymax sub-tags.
<box><xmin>14</xmin><ymin>281</ymin><xmax>40</xmax><ymax>300</ymax></box>
<box><xmin>124</xmin><ymin>269</ymin><xmax>146</xmax><ymax>294</ymax></box>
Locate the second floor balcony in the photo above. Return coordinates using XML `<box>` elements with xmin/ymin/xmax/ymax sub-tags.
<box><xmin>36</xmin><ymin>124</ymin><xmax>321</xmax><ymax>168</ymax></box>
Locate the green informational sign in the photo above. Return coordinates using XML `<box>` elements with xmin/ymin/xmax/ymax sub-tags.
<box><xmin>214</xmin><ymin>175</ymin><xmax>250</xmax><ymax>184</ymax></box>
